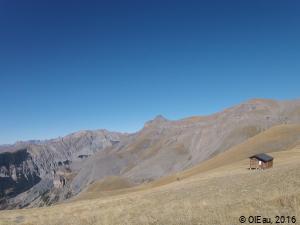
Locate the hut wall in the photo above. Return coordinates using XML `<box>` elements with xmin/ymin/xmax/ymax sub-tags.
<box><xmin>250</xmin><ymin>158</ymin><xmax>273</xmax><ymax>169</ymax></box>
<box><xmin>250</xmin><ymin>158</ymin><xmax>259</xmax><ymax>169</ymax></box>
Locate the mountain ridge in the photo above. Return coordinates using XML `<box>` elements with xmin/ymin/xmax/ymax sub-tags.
<box><xmin>0</xmin><ymin>98</ymin><xmax>300</xmax><ymax>209</ymax></box>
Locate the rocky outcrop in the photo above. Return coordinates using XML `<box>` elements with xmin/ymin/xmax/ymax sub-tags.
<box><xmin>0</xmin><ymin>149</ymin><xmax>40</xmax><ymax>209</ymax></box>
<box><xmin>0</xmin><ymin>130</ymin><xmax>126</xmax><ymax>209</ymax></box>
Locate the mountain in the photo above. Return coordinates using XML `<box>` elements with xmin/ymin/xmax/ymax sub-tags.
<box><xmin>0</xmin><ymin>130</ymin><xmax>126</xmax><ymax>209</ymax></box>
<box><xmin>73</xmin><ymin>123</ymin><xmax>300</xmax><ymax>202</ymax></box>
<box><xmin>0</xmin><ymin>98</ymin><xmax>300</xmax><ymax>209</ymax></box>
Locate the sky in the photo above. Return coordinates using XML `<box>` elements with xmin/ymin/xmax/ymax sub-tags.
<box><xmin>0</xmin><ymin>0</ymin><xmax>299</xmax><ymax>144</ymax></box>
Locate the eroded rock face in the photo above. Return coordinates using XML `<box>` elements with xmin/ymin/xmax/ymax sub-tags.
<box><xmin>0</xmin><ymin>130</ymin><xmax>126</xmax><ymax>209</ymax></box>
<box><xmin>0</xmin><ymin>149</ymin><xmax>40</xmax><ymax>209</ymax></box>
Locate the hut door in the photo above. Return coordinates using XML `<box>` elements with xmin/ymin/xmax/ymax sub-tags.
<box><xmin>259</xmin><ymin>161</ymin><xmax>262</xmax><ymax>169</ymax></box>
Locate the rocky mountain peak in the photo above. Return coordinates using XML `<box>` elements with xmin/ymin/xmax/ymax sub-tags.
<box><xmin>144</xmin><ymin>115</ymin><xmax>168</xmax><ymax>128</ymax></box>
<box><xmin>153</xmin><ymin>115</ymin><xmax>168</xmax><ymax>122</ymax></box>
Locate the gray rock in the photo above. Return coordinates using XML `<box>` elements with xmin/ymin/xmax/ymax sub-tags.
<box><xmin>0</xmin><ymin>130</ymin><xmax>126</xmax><ymax>208</ymax></box>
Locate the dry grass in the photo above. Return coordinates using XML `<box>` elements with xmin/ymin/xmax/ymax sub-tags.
<box><xmin>1</xmin><ymin>145</ymin><xmax>300</xmax><ymax>225</ymax></box>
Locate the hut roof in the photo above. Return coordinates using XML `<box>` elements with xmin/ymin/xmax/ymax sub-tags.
<box><xmin>250</xmin><ymin>153</ymin><xmax>273</xmax><ymax>162</ymax></box>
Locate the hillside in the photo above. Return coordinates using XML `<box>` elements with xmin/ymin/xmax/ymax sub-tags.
<box><xmin>72</xmin><ymin>123</ymin><xmax>300</xmax><ymax>200</ymax></box>
<box><xmin>0</xmin><ymin>124</ymin><xmax>300</xmax><ymax>225</ymax></box>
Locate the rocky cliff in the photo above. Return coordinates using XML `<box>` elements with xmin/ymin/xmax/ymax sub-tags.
<box><xmin>0</xmin><ymin>130</ymin><xmax>126</xmax><ymax>209</ymax></box>
<box><xmin>0</xmin><ymin>149</ymin><xmax>40</xmax><ymax>209</ymax></box>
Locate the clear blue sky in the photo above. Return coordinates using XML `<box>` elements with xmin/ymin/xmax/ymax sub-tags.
<box><xmin>0</xmin><ymin>0</ymin><xmax>299</xmax><ymax>144</ymax></box>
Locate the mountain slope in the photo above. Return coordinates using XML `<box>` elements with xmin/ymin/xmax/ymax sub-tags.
<box><xmin>73</xmin><ymin>123</ymin><xmax>300</xmax><ymax>201</ymax></box>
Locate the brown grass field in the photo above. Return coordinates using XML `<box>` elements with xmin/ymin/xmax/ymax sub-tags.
<box><xmin>1</xmin><ymin>125</ymin><xmax>300</xmax><ymax>225</ymax></box>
